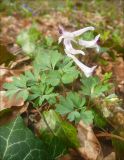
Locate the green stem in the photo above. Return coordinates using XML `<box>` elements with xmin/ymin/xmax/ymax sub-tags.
<box><xmin>87</xmin><ymin>97</ymin><xmax>91</xmax><ymax>109</ymax></box>
<box><xmin>35</xmin><ymin>107</ymin><xmax>56</xmax><ymax>136</ymax></box>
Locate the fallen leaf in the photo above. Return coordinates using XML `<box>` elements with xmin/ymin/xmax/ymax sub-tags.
<box><xmin>0</xmin><ymin>64</ymin><xmax>32</xmax><ymax>90</ymax></box>
<box><xmin>77</xmin><ymin>121</ymin><xmax>103</xmax><ymax>160</ymax></box>
<box><xmin>113</xmin><ymin>57</ymin><xmax>124</xmax><ymax>95</ymax></box>
<box><xmin>0</xmin><ymin>91</ymin><xmax>24</xmax><ymax>111</ymax></box>
<box><xmin>103</xmin><ymin>152</ymin><xmax>115</xmax><ymax>160</ymax></box>
<box><xmin>0</xmin><ymin>102</ymin><xmax>28</xmax><ymax>126</ymax></box>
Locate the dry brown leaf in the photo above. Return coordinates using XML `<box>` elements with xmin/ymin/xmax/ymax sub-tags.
<box><xmin>103</xmin><ymin>152</ymin><xmax>115</xmax><ymax>160</ymax></box>
<box><xmin>0</xmin><ymin>102</ymin><xmax>28</xmax><ymax>126</ymax></box>
<box><xmin>59</xmin><ymin>150</ymin><xmax>83</xmax><ymax>160</ymax></box>
<box><xmin>0</xmin><ymin>67</ymin><xmax>14</xmax><ymax>90</ymax></box>
<box><xmin>0</xmin><ymin>64</ymin><xmax>32</xmax><ymax>90</ymax></box>
<box><xmin>113</xmin><ymin>57</ymin><xmax>124</xmax><ymax>95</ymax></box>
<box><xmin>77</xmin><ymin>121</ymin><xmax>103</xmax><ymax>160</ymax></box>
<box><xmin>0</xmin><ymin>91</ymin><xmax>24</xmax><ymax>111</ymax></box>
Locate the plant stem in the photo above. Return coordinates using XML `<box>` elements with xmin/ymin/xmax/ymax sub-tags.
<box><xmin>87</xmin><ymin>97</ymin><xmax>91</xmax><ymax>109</ymax></box>
<box><xmin>96</xmin><ymin>132</ymin><xmax>124</xmax><ymax>142</ymax></box>
<box><xmin>35</xmin><ymin>107</ymin><xmax>56</xmax><ymax>136</ymax></box>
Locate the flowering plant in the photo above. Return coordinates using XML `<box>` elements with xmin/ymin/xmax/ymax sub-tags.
<box><xmin>59</xmin><ymin>26</ymin><xmax>100</xmax><ymax>77</ymax></box>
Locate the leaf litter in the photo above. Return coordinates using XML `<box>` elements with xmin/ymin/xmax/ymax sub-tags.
<box><xmin>0</xmin><ymin>1</ymin><xmax>124</xmax><ymax>159</ymax></box>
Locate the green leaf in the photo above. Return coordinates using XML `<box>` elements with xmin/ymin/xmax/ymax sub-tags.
<box><xmin>80</xmin><ymin>110</ymin><xmax>94</xmax><ymax>125</ymax></box>
<box><xmin>16</xmin><ymin>26</ymin><xmax>40</xmax><ymax>56</ymax></box>
<box><xmin>3</xmin><ymin>83</ymin><xmax>17</xmax><ymax>90</ymax></box>
<box><xmin>67</xmin><ymin>111</ymin><xmax>80</xmax><ymax>122</ymax></box>
<box><xmin>30</xmin><ymin>82</ymin><xmax>57</xmax><ymax>106</ymax></box>
<box><xmin>81</xmin><ymin>76</ymin><xmax>110</xmax><ymax>98</ymax></box>
<box><xmin>47</xmin><ymin>136</ymin><xmax>67</xmax><ymax>160</ymax></box>
<box><xmin>56</xmin><ymin>92</ymin><xmax>86</xmax><ymax>123</ymax></box>
<box><xmin>17</xmin><ymin>30</ymin><xmax>30</xmax><ymax>46</ymax></box>
<box><xmin>61</xmin><ymin>66</ymin><xmax>79</xmax><ymax>84</ymax></box>
<box><xmin>12</xmin><ymin>77</ymin><xmax>27</xmax><ymax>88</ymax></box>
<box><xmin>79</xmin><ymin>97</ymin><xmax>86</xmax><ymax>108</ymax></box>
<box><xmin>34</xmin><ymin>51</ymin><xmax>78</xmax><ymax>85</ymax></box>
<box><xmin>40</xmin><ymin>110</ymin><xmax>79</xmax><ymax>150</ymax></box>
<box><xmin>17</xmin><ymin>26</ymin><xmax>40</xmax><ymax>45</ymax></box>
<box><xmin>22</xmin><ymin>42</ymin><xmax>35</xmax><ymax>55</ymax></box>
<box><xmin>34</xmin><ymin>49</ymin><xmax>62</xmax><ymax>71</ymax></box>
<box><xmin>61</xmin><ymin>73</ymin><xmax>74</xmax><ymax>84</ymax></box>
<box><xmin>56</xmin><ymin>103</ymin><xmax>74</xmax><ymax>115</ymax></box>
<box><xmin>44</xmin><ymin>36</ymin><xmax>53</xmax><ymax>47</ymax></box>
<box><xmin>80</xmin><ymin>31</ymin><xmax>94</xmax><ymax>41</ymax></box>
<box><xmin>93</xmin><ymin>111</ymin><xmax>107</xmax><ymax>128</ymax></box>
<box><xmin>3</xmin><ymin>73</ymin><xmax>29</xmax><ymax>100</ymax></box>
<box><xmin>112</xmin><ymin>129</ymin><xmax>124</xmax><ymax>159</ymax></box>
<box><xmin>50</xmin><ymin>50</ymin><xmax>63</xmax><ymax>69</ymax></box>
<box><xmin>28</xmin><ymin>26</ymin><xmax>40</xmax><ymax>42</ymax></box>
<box><xmin>67</xmin><ymin>92</ymin><xmax>86</xmax><ymax>108</ymax></box>
<box><xmin>34</xmin><ymin>51</ymin><xmax>51</xmax><ymax>71</ymax></box>
<box><xmin>59</xmin><ymin>121</ymin><xmax>79</xmax><ymax>148</ymax></box>
<box><xmin>17</xmin><ymin>89</ymin><xmax>29</xmax><ymax>101</ymax></box>
<box><xmin>0</xmin><ymin>116</ymin><xmax>47</xmax><ymax>160</ymax></box>
<box><xmin>41</xmin><ymin>110</ymin><xmax>61</xmax><ymax>132</ymax></box>
<box><xmin>103</xmin><ymin>72</ymin><xmax>112</xmax><ymax>83</ymax></box>
<box><xmin>5</xmin><ymin>89</ymin><xmax>20</xmax><ymax>99</ymax></box>
<box><xmin>46</xmin><ymin>70</ymin><xmax>61</xmax><ymax>86</ymax></box>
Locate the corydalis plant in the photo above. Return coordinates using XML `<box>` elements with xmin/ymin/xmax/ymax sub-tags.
<box><xmin>58</xmin><ymin>26</ymin><xmax>100</xmax><ymax>77</ymax></box>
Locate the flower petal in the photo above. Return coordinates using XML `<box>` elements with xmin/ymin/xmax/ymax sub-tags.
<box><xmin>58</xmin><ymin>26</ymin><xmax>95</xmax><ymax>43</ymax></box>
<box><xmin>79</xmin><ymin>34</ymin><xmax>100</xmax><ymax>52</ymax></box>
<box><xmin>72</xmin><ymin>26</ymin><xmax>95</xmax><ymax>37</ymax></box>
<box><xmin>58</xmin><ymin>36</ymin><xmax>64</xmax><ymax>44</ymax></box>
<box><xmin>65</xmin><ymin>49</ymin><xmax>96</xmax><ymax>77</ymax></box>
<box><xmin>58</xmin><ymin>25</ymin><xmax>65</xmax><ymax>34</ymax></box>
<box><xmin>64</xmin><ymin>39</ymin><xmax>85</xmax><ymax>55</ymax></box>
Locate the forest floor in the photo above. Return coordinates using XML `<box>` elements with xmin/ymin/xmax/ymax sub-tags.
<box><xmin>0</xmin><ymin>0</ymin><xmax>124</xmax><ymax>160</ymax></box>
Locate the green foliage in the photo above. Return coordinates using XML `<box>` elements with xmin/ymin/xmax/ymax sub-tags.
<box><xmin>40</xmin><ymin>110</ymin><xmax>79</xmax><ymax>159</ymax></box>
<box><xmin>29</xmin><ymin>81</ymin><xmax>57</xmax><ymax>107</ymax></box>
<box><xmin>112</xmin><ymin>29</ymin><xmax>122</xmax><ymax>46</ymax></box>
<box><xmin>42</xmin><ymin>36</ymin><xmax>55</xmax><ymax>48</ymax></box>
<box><xmin>102</xmin><ymin>72</ymin><xmax>112</xmax><ymax>83</ymax></box>
<box><xmin>34</xmin><ymin>50</ymin><xmax>79</xmax><ymax>86</ymax></box>
<box><xmin>16</xmin><ymin>26</ymin><xmax>40</xmax><ymax>56</ymax></box>
<box><xmin>112</xmin><ymin>129</ymin><xmax>124</xmax><ymax>159</ymax></box>
<box><xmin>56</xmin><ymin>92</ymin><xmax>94</xmax><ymax>124</ymax></box>
<box><xmin>81</xmin><ymin>75</ymin><xmax>111</xmax><ymax>98</ymax></box>
<box><xmin>3</xmin><ymin>73</ymin><xmax>29</xmax><ymax>101</ymax></box>
<box><xmin>59</xmin><ymin>58</ymin><xmax>79</xmax><ymax>84</ymax></box>
<box><xmin>93</xmin><ymin>110</ymin><xmax>107</xmax><ymax>128</ymax></box>
<box><xmin>34</xmin><ymin>49</ymin><xmax>63</xmax><ymax>71</ymax></box>
<box><xmin>1</xmin><ymin>1</ymin><xmax>124</xmax><ymax>159</ymax></box>
<box><xmin>46</xmin><ymin>136</ymin><xmax>67</xmax><ymax>160</ymax></box>
<box><xmin>101</xmin><ymin>30</ymin><xmax>110</xmax><ymax>42</ymax></box>
<box><xmin>80</xmin><ymin>31</ymin><xmax>95</xmax><ymax>41</ymax></box>
<box><xmin>40</xmin><ymin>110</ymin><xmax>79</xmax><ymax>149</ymax></box>
<box><xmin>3</xmin><ymin>70</ymin><xmax>57</xmax><ymax>106</ymax></box>
<box><xmin>80</xmin><ymin>109</ymin><xmax>94</xmax><ymax>125</ymax></box>
<box><xmin>0</xmin><ymin>116</ymin><xmax>48</xmax><ymax>160</ymax></box>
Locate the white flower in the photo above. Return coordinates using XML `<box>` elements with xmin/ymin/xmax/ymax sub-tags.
<box><xmin>65</xmin><ymin>49</ymin><xmax>97</xmax><ymax>77</ymax></box>
<box><xmin>58</xmin><ymin>25</ymin><xmax>94</xmax><ymax>44</ymax></box>
<box><xmin>58</xmin><ymin>26</ymin><xmax>100</xmax><ymax>77</ymax></box>
<box><xmin>64</xmin><ymin>39</ymin><xmax>85</xmax><ymax>55</ymax></box>
<box><xmin>79</xmin><ymin>34</ymin><xmax>100</xmax><ymax>52</ymax></box>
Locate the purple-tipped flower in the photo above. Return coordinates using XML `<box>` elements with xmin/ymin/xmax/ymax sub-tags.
<box><xmin>79</xmin><ymin>34</ymin><xmax>100</xmax><ymax>52</ymax></box>
<box><xmin>65</xmin><ymin>49</ymin><xmax>97</xmax><ymax>77</ymax></box>
<box><xmin>58</xmin><ymin>26</ymin><xmax>100</xmax><ymax>77</ymax></box>
<box><xmin>64</xmin><ymin>39</ymin><xmax>85</xmax><ymax>55</ymax></box>
<box><xmin>58</xmin><ymin>25</ymin><xmax>95</xmax><ymax>44</ymax></box>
